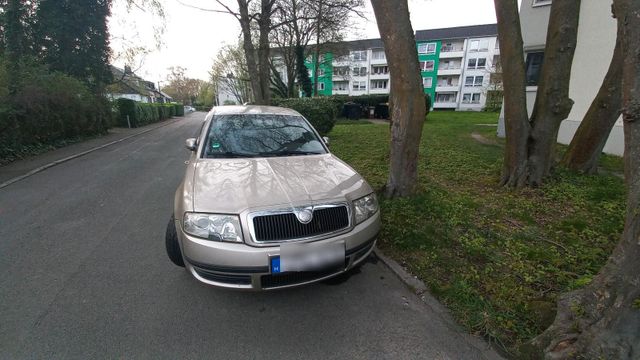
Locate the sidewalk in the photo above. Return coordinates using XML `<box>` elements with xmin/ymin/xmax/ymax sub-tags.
<box><xmin>0</xmin><ymin>117</ymin><xmax>182</xmax><ymax>186</ymax></box>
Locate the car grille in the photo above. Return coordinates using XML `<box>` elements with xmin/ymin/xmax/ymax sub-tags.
<box><xmin>252</xmin><ymin>205</ymin><xmax>350</xmax><ymax>242</ymax></box>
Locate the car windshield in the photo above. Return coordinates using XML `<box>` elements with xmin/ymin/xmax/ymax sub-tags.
<box><xmin>202</xmin><ymin>114</ymin><xmax>327</xmax><ymax>158</ymax></box>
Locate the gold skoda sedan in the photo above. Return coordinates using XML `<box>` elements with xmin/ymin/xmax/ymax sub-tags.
<box><xmin>166</xmin><ymin>106</ymin><xmax>380</xmax><ymax>290</ymax></box>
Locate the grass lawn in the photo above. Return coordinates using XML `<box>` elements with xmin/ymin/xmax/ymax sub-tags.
<box><xmin>329</xmin><ymin>112</ymin><xmax>626</xmax><ymax>357</ymax></box>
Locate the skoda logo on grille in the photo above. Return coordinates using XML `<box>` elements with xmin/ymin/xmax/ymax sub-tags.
<box><xmin>295</xmin><ymin>209</ymin><xmax>313</xmax><ymax>224</ymax></box>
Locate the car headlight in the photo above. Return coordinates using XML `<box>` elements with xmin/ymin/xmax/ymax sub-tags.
<box><xmin>353</xmin><ymin>193</ymin><xmax>379</xmax><ymax>225</ymax></box>
<box><xmin>183</xmin><ymin>213</ymin><xmax>243</xmax><ymax>242</ymax></box>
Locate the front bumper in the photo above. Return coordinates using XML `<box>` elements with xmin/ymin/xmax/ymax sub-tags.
<box><xmin>177</xmin><ymin>211</ymin><xmax>380</xmax><ymax>290</ymax></box>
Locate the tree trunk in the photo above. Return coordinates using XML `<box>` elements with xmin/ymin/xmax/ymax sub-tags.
<box><xmin>237</xmin><ymin>0</ymin><xmax>262</xmax><ymax>104</ymax></box>
<box><xmin>5</xmin><ymin>0</ymin><xmax>22</xmax><ymax>96</ymax></box>
<box><xmin>313</xmin><ymin>0</ymin><xmax>323</xmax><ymax>97</ymax></box>
<box><xmin>370</xmin><ymin>0</ymin><xmax>426</xmax><ymax>198</ymax></box>
<box><xmin>527</xmin><ymin>0</ymin><xmax>581</xmax><ymax>186</ymax></box>
<box><xmin>493</xmin><ymin>0</ymin><xmax>530</xmax><ymax>187</ymax></box>
<box><xmin>526</xmin><ymin>1</ymin><xmax>640</xmax><ymax>358</ymax></box>
<box><xmin>562</xmin><ymin>8</ymin><xmax>623</xmax><ymax>174</ymax></box>
<box><xmin>257</xmin><ymin>0</ymin><xmax>273</xmax><ymax>105</ymax></box>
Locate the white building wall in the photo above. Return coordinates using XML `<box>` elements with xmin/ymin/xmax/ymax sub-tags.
<box><xmin>499</xmin><ymin>0</ymin><xmax>623</xmax><ymax>156</ymax></box>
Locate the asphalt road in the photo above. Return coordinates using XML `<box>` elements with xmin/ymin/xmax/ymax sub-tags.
<box><xmin>0</xmin><ymin>112</ymin><xmax>501</xmax><ymax>359</ymax></box>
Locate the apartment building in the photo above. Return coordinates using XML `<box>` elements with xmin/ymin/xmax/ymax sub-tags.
<box><xmin>497</xmin><ymin>0</ymin><xmax>622</xmax><ymax>155</ymax></box>
<box><xmin>271</xmin><ymin>25</ymin><xmax>501</xmax><ymax>110</ymax></box>
<box><xmin>416</xmin><ymin>24</ymin><xmax>499</xmax><ymax>111</ymax></box>
<box><xmin>299</xmin><ymin>24</ymin><xmax>500</xmax><ymax>111</ymax></box>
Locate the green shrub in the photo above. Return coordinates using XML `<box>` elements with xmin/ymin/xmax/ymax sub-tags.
<box><xmin>115</xmin><ymin>100</ymin><xmax>181</xmax><ymax>128</ymax></box>
<box><xmin>174</xmin><ymin>103</ymin><xmax>185</xmax><ymax>116</ymax></box>
<box><xmin>0</xmin><ymin>63</ymin><xmax>113</xmax><ymax>163</ymax></box>
<box><xmin>276</xmin><ymin>97</ymin><xmax>337</xmax><ymax>135</ymax></box>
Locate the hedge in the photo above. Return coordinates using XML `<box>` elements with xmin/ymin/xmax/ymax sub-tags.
<box><xmin>272</xmin><ymin>97</ymin><xmax>337</xmax><ymax>136</ymax></box>
<box><xmin>0</xmin><ymin>66</ymin><xmax>115</xmax><ymax>163</ymax></box>
<box><xmin>115</xmin><ymin>99</ymin><xmax>184</xmax><ymax>128</ymax></box>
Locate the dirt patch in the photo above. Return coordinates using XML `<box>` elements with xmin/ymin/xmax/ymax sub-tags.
<box><xmin>471</xmin><ymin>132</ymin><xmax>498</xmax><ymax>146</ymax></box>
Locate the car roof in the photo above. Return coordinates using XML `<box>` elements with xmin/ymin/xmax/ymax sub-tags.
<box><xmin>207</xmin><ymin>105</ymin><xmax>302</xmax><ymax>117</ymax></box>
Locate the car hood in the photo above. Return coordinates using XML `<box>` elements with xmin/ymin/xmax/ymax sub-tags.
<box><xmin>191</xmin><ymin>154</ymin><xmax>371</xmax><ymax>214</ymax></box>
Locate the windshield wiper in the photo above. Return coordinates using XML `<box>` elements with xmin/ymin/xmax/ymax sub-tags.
<box><xmin>259</xmin><ymin>150</ymin><xmax>324</xmax><ymax>157</ymax></box>
<box><xmin>207</xmin><ymin>151</ymin><xmax>256</xmax><ymax>158</ymax></box>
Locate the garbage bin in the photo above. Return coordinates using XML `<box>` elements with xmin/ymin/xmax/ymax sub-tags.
<box><xmin>375</xmin><ymin>103</ymin><xmax>389</xmax><ymax>119</ymax></box>
<box><xmin>343</xmin><ymin>102</ymin><xmax>362</xmax><ymax>120</ymax></box>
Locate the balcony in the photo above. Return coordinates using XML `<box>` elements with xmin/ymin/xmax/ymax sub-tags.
<box><xmin>370</xmin><ymin>88</ymin><xmax>389</xmax><ymax>95</ymax></box>
<box><xmin>437</xmin><ymin>67</ymin><xmax>462</xmax><ymax>76</ymax></box>
<box><xmin>439</xmin><ymin>46</ymin><xmax>465</xmax><ymax>59</ymax></box>
<box><xmin>436</xmin><ymin>85</ymin><xmax>460</xmax><ymax>92</ymax></box>
<box><xmin>370</xmin><ymin>72</ymin><xmax>390</xmax><ymax>79</ymax></box>
<box><xmin>433</xmin><ymin>101</ymin><xmax>458</xmax><ymax>109</ymax></box>
<box><xmin>370</xmin><ymin>57</ymin><xmax>387</xmax><ymax>65</ymax></box>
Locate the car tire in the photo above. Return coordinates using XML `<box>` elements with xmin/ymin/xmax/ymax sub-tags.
<box><xmin>166</xmin><ymin>215</ymin><xmax>185</xmax><ymax>267</ymax></box>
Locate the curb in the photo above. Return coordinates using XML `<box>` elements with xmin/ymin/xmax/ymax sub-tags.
<box><xmin>374</xmin><ymin>248</ymin><xmax>428</xmax><ymax>294</ymax></box>
<box><xmin>373</xmin><ymin>247</ymin><xmax>506</xmax><ymax>359</ymax></box>
<box><xmin>0</xmin><ymin>118</ymin><xmax>182</xmax><ymax>190</ymax></box>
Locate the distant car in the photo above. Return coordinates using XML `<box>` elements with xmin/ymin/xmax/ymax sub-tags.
<box><xmin>166</xmin><ymin>105</ymin><xmax>380</xmax><ymax>290</ymax></box>
<box><xmin>184</xmin><ymin>106</ymin><xmax>195</xmax><ymax>113</ymax></box>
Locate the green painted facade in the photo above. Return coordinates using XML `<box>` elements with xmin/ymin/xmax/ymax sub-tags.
<box><xmin>416</xmin><ymin>40</ymin><xmax>440</xmax><ymax>106</ymax></box>
<box><xmin>305</xmin><ymin>53</ymin><xmax>333</xmax><ymax>96</ymax></box>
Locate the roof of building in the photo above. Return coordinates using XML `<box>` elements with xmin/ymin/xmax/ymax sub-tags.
<box><xmin>415</xmin><ymin>24</ymin><xmax>498</xmax><ymax>41</ymax></box>
<box><xmin>338</xmin><ymin>38</ymin><xmax>385</xmax><ymax>51</ymax></box>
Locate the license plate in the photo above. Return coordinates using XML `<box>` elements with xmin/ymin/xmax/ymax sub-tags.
<box><xmin>271</xmin><ymin>241</ymin><xmax>345</xmax><ymax>273</ymax></box>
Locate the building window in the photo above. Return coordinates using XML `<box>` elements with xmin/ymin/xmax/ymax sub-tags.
<box><xmin>318</xmin><ymin>82</ymin><xmax>325</xmax><ymax>91</ymax></box>
<box><xmin>468</xmin><ymin>39</ymin><xmax>489</xmax><ymax>52</ymax></box>
<box><xmin>317</xmin><ymin>68</ymin><xmax>325</xmax><ymax>76</ymax></box>
<box><xmin>351</xmin><ymin>67</ymin><xmax>367</xmax><ymax>76</ymax></box>
<box><xmin>372</xmin><ymin>50</ymin><xmax>386</xmax><ymax>60</ymax></box>
<box><xmin>525</xmin><ymin>51</ymin><xmax>545</xmax><ymax>86</ymax></box>
<box><xmin>465</xmin><ymin>76</ymin><xmax>484</xmax><ymax>87</ymax></box>
<box><xmin>440</xmin><ymin>60</ymin><xmax>460</xmax><ymax>70</ymax></box>
<box><xmin>462</xmin><ymin>93</ymin><xmax>481</xmax><ymax>104</ymax></box>
<box><xmin>371</xmin><ymin>79</ymin><xmax>388</xmax><ymax>89</ymax></box>
<box><xmin>423</xmin><ymin>77</ymin><xmax>433</xmax><ymax>88</ymax></box>
<box><xmin>333</xmin><ymin>66</ymin><xmax>349</xmax><ymax>76</ymax></box>
<box><xmin>334</xmin><ymin>81</ymin><xmax>348</xmax><ymax>91</ymax></box>
<box><xmin>352</xmin><ymin>81</ymin><xmax>367</xmax><ymax>91</ymax></box>
<box><xmin>371</xmin><ymin>65</ymin><xmax>389</xmax><ymax>75</ymax></box>
<box><xmin>352</xmin><ymin>67</ymin><xmax>367</xmax><ymax>76</ymax></box>
<box><xmin>438</xmin><ymin>76</ymin><xmax>455</xmax><ymax>86</ymax></box>
<box><xmin>420</xmin><ymin>60</ymin><xmax>435</xmax><ymax>72</ymax></box>
<box><xmin>436</xmin><ymin>93</ymin><xmax>456</xmax><ymax>103</ymax></box>
<box><xmin>418</xmin><ymin>42</ymin><xmax>437</xmax><ymax>54</ymax></box>
<box><xmin>467</xmin><ymin>58</ymin><xmax>487</xmax><ymax>69</ymax></box>
<box><xmin>351</xmin><ymin>51</ymin><xmax>367</xmax><ymax>61</ymax></box>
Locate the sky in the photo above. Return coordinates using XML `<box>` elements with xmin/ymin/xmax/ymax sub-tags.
<box><xmin>108</xmin><ymin>0</ymin><xmax>498</xmax><ymax>84</ymax></box>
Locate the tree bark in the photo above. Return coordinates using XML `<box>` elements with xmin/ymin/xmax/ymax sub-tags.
<box><xmin>527</xmin><ymin>1</ymin><xmax>640</xmax><ymax>358</ymax></box>
<box><xmin>5</xmin><ymin>0</ymin><xmax>22</xmax><ymax>96</ymax></box>
<box><xmin>257</xmin><ymin>0</ymin><xmax>273</xmax><ymax>105</ymax></box>
<box><xmin>493</xmin><ymin>0</ymin><xmax>530</xmax><ymax>187</ymax></box>
<box><xmin>527</xmin><ymin>0</ymin><xmax>581</xmax><ymax>186</ymax></box>
<box><xmin>313</xmin><ymin>0</ymin><xmax>323</xmax><ymax>97</ymax></box>
<box><xmin>370</xmin><ymin>0</ymin><xmax>426</xmax><ymax>198</ymax></box>
<box><xmin>237</xmin><ymin>0</ymin><xmax>262</xmax><ymax>104</ymax></box>
<box><xmin>562</xmin><ymin>7</ymin><xmax>623</xmax><ymax>174</ymax></box>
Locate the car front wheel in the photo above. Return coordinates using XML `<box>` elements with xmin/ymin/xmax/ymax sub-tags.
<box><xmin>166</xmin><ymin>215</ymin><xmax>185</xmax><ymax>267</ymax></box>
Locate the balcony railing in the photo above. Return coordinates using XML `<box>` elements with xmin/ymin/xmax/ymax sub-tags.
<box><xmin>441</xmin><ymin>46</ymin><xmax>464</xmax><ymax>52</ymax></box>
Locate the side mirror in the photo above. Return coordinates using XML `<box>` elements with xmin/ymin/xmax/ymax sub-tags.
<box><xmin>185</xmin><ymin>138</ymin><xmax>197</xmax><ymax>151</ymax></box>
<box><xmin>323</xmin><ymin>136</ymin><xmax>330</xmax><ymax>146</ymax></box>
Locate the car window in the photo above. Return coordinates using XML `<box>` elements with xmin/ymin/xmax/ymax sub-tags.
<box><xmin>202</xmin><ymin>114</ymin><xmax>327</xmax><ymax>158</ymax></box>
